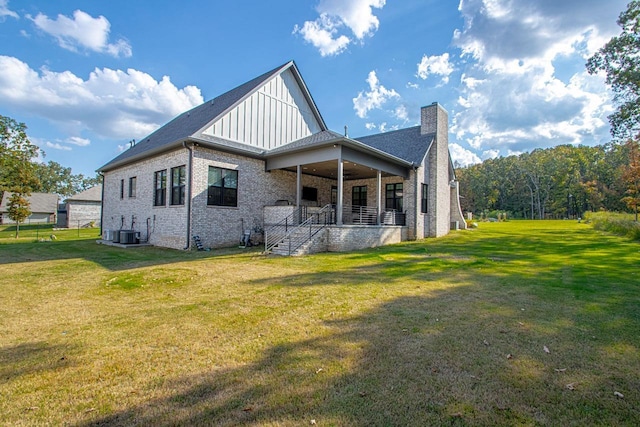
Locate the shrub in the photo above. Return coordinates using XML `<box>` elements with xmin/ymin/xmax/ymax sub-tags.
<box><xmin>584</xmin><ymin>212</ymin><xmax>640</xmax><ymax>240</ymax></box>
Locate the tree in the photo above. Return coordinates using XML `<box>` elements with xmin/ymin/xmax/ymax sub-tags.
<box><xmin>1</xmin><ymin>115</ymin><xmax>41</xmax><ymax>236</ymax></box>
<box><xmin>621</xmin><ymin>139</ymin><xmax>640</xmax><ymax>220</ymax></box>
<box><xmin>0</xmin><ymin>115</ymin><xmax>40</xmax><ymax>193</ymax></box>
<box><xmin>34</xmin><ymin>161</ymin><xmax>77</xmax><ymax>197</ymax></box>
<box><xmin>6</xmin><ymin>193</ymin><xmax>30</xmax><ymax>238</ymax></box>
<box><xmin>587</xmin><ymin>1</ymin><xmax>640</xmax><ymax>140</ymax></box>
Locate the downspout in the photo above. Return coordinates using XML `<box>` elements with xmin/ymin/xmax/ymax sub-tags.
<box><xmin>99</xmin><ymin>172</ymin><xmax>105</xmax><ymax>239</ymax></box>
<box><xmin>413</xmin><ymin>164</ymin><xmax>419</xmax><ymax>240</ymax></box>
<box><xmin>183</xmin><ymin>141</ymin><xmax>193</xmax><ymax>250</ymax></box>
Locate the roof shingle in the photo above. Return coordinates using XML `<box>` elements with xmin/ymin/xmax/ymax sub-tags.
<box><xmin>355</xmin><ymin>126</ymin><xmax>434</xmax><ymax>165</ymax></box>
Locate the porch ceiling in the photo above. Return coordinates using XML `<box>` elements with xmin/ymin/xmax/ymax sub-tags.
<box><xmin>282</xmin><ymin>160</ymin><xmax>396</xmax><ymax>180</ymax></box>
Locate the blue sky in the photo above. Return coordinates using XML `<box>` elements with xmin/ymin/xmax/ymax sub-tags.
<box><xmin>0</xmin><ymin>0</ymin><xmax>628</xmax><ymax>177</ymax></box>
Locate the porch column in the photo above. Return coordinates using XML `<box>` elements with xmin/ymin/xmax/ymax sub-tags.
<box><xmin>296</xmin><ymin>164</ymin><xmax>302</xmax><ymax>208</ymax></box>
<box><xmin>337</xmin><ymin>158</ymin><xmax>344</xmax><ymax>225</ymax></box>
<box><xmin>376</xmin><ymin>170</ymin><xmax>382</xmax><ymax>225</ymax></box>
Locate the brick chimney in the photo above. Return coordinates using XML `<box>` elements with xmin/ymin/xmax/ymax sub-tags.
<box><xmin>422</xmin><ymin>102</ymin><xmax>452</xmax><ymax>237</ymax></box>
<box><xmin>420</xmin><ymin>102</ymin><xmax>448</xmax><ymax>138</ymax></box>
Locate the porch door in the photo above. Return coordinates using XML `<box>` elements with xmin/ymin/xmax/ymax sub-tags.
<box><xmin>385</xmin><ymin>183</ymin><xmax>403</xmax><ymax>211</ymax></box>
<box><xmin>331</xmin><ymin>186</ymin><xmax>337</xmax><ymax>205</ymax></box>
<box><xmin>352</xmin><ymin>185</ymin><xmax>367</xmax><ymax>207</ymax></box>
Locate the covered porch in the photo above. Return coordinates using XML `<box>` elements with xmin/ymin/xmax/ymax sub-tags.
<box><xmin>263</xmin><ymin>134</ymin><xmax>414</xmax><ymax>255</ymax></box>
<box><xmin>265</xmin><ymin>133</ymin><xmax>413</xmax><ymax>226</ymax></box>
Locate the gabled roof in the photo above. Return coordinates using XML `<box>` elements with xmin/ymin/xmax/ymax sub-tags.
<box><xmin>99</xmin><ymin>61</ymin><xmax>326</xmax><ymax>172</ymax></box>
<box><xmin>265</xmin><ymin>129</ymin><xmax>416</xmax><ymax>169</ymax></box>
<box><xmin>66</xmin><ymin>185</ymin><xmax>102</xmax><ymax>203</ymax></box>
<box><xmin>0</xmin><ymin>192</ymin><xmax>58</xmax><ymax>214</ymax></box>
<box><xmin>355</xmin><ymin>126</ymin><xmax>435</xmax><ymax>165</ymax></box>
<box><xmin>266</xmin><ymin>130</ymin><xmax>345</xmax><ymax>155</ymax></box>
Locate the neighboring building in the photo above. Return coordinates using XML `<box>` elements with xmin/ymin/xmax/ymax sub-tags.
<box><xmin>99</xmin><ymin>61</ymin><xmax>466</xmax><ymax>254</ymax></box>
<box><xmin>0</xmin><ymin>192</ymin><xmax>58</xmax><ymax>224</ymax></box>
<box><xmin>65</xmin><ymin>185</ymin><xmax>102</xmax><ymax>228</ymax></box>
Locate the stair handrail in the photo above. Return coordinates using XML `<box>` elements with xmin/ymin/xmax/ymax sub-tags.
<box><xmin>263</xmin><ymin>206</ymin><xmax>306</xmax><ymax>252</ymax></box>
<box><xmin>264</xmin><ymin>204</ymin><xmax>334</xmax><ymax>254</ymax></box>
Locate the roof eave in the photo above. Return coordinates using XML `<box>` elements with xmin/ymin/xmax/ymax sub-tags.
<box><xmin>288</xmin><ymin>61</ymin><xmax>328</xmax><ymax>131</ymax></box>
<box><xmin>266</xmin><ymin>134</ymin><xmax>414</xmax><ymax>168</ymax></box>
<box><xmin>189</xmin><ymin>136</ymin><xmax>265</xmax><ymax>158</ymax></box>
<box><xmin>98</xmin><ymin>140</ymin><xmax>185</xmax><ymax>172</ymax></box>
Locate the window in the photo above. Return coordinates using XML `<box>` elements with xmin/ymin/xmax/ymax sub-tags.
<box><xmin>120</xmin><ymin>179</ymin><xmax>124</xmax><ymax>199</ymax></box>
<box><xmin>421</xmin><ymin>183</ymin><xmax>428</xmax><ymax>213</ymax></box>
<box><xmin>207</xmin><ymin>166</ymin><xmax>238</xmax><ymax>207</ymax></box>
<box><xmin>129</xmin><ymin>177</ymin><xmax>137</xmax><ymax>198</ymax></box>
<box><xmin>331</xmin><ymin>186</ymin><xmax>337</xmax><ymax>205</ymax></box>
<box><xmin>352</xmin><ymin>185</ymin><xmax>367</xmax><ymax>206</ymax></box>
<box><xmin>385</xmin><ymin>183</ymin><xmax>403</xmax><ymax>211</ymax></box>
<box><xmin>302</xmin><ymin>186</ymin><xmax>317</xmax><ymax>202</ymax></box>
<box><xmin>170</xmin><ymin>166</ymin><xmax>186</xmax><ymax>205</ymax></box>
<box><xmin>154</xmin><ymin>170</ymin><xmax>167</xmax><ymax>206</ymax></box>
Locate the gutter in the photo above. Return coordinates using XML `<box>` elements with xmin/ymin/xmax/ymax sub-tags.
<box><xmin>413</xmin><ymin>164</ymin><xmax>419</xmax><ymax>241</ymax></box>
<box><xmin>99</xmin><ymin>172</ymin><xmax>105</xmax><ymax>239</ymax></box>
<box><xmin>183</xmin><ymin>141</ymin><xmax>193</xmax><ymax>250</ymax></box>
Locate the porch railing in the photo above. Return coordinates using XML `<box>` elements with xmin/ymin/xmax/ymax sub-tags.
<box><xmin>341</xmin><ymin>205</ymin><xmax>406</xmax><ymax>226</ymax></box>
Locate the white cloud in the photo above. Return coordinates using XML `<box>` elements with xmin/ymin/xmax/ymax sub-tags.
<box><xmin>293</xmin><ymin>14</ymin><xmax>350</xmax><ymax>57</ymax></box>
<box><xmin>450</xmin><ymin>0</ymin><xmax>625</xmax><ymax>155</ymax></box>
<box><xmin>394</xmin><ymin>105</ymin><xmax>408</xmax><ymax>121</ymax></box>
<box><xmin>0</xmin><ymin>0</ymin><xmax>18</xmax><ymax>19</ymax></box>
<box><xmin>67</xmin><ymin>136</ymin><xmax>90</xmax><ymax>146</ymax></box>
<box><xmin>29</xmin><ymin>10</ymin><xmax>132</xmax><ymax>58</ymax></box>
<box><xmin>45</xmin><ymin>141</ymin><xmax>72</xmax><ymax>151</ymax></box>
<box><xmin>353</xmin><ymin>70</ymin><xmax>399</xmax><ymax>118</ymax></box>
<box><xmin>0</xmin><ymin>55</ymin><xmax>204</xmax><ymax>141</ymax></box>
<box><xmin>318</xmin><ymin>0</ymin><xmax>385</xmax><ymax>39</ymax></box>
<box><xmin>294</xmin><ymin>0</ymin><xmax>385</xmax><ymax>56</ymax></box>
<box><xmin>365</xmin><ymin>122</ymin><xmax>376</xmax><ymax>130</ymax></box>
<box><xmin>417</xmin><ymin>53</ymin><xmax>454</xmax><ymax>83</ymax></box>
<box><xmin>481</xmin><ymin>149</ymin><xmax>500</xmax><ymax>160</ymax></box>
<box><xmin>450</xmin><ymin>143</ymin><xmax>481</xmax><ymax>167</ymax></box>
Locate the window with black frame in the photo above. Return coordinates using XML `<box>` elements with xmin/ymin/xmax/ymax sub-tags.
<box><xmin>207</xmin><ymin>166</ymin><xmax>238</xmax><ymax>207</ymax></box>
<box><xmin>129</xmin><ymin>176</ymin><xmax>136</xmax><ymax>198</ymax></box>
<box><xmin>170</xmin><ymin>165</ymin><xmax>186</xmax><ymax>205</ymax></box>
<box><xmin>421</xmin><ymin>183</ymin><xmax>428</xmax><ymax>213</ymax></box>
<box><xmin>385</xmin><ymin>183</ymin><xmax>403</xmax><ymax>211</ymax></box>
<box><xmin>352</xmin><ymin>185</ymin><xmax>367</xmax><ymax>207</ymax></box>
<box><xmin>154</xmin><ymin>170</ymin><xmax>167</xmax><ymax>206</ymax></box>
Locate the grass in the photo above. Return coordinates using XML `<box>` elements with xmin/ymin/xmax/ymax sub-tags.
<box><xmin>1</xmin><ymin>221</ymin><xmax>639</xmax><ymax>426</ymax></box>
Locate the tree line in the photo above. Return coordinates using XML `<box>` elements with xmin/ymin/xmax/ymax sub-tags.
<box><xmin>457</xmin><ymin>1</ymin><xmax>640</xmax><ymax>221</ymax></box>
<box><xmin>456</xmin><ymin>141</ymin><xmax>640</xmax><ymax>219</ymax></box>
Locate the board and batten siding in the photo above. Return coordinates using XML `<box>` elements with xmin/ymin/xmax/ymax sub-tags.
<box><xmin>202</xmin><ymin>69</ymin><xmax>321</xmax><ymax>149</ymax></box>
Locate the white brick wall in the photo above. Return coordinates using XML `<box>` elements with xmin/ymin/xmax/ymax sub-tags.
<box><xmin>102</xmin><ymin>148</ymin><xmax>189</xmax><ymax>249</ymax></box>
<box><xmin>327</xmin><ymin>225</ymin><xmax>407</xmax><ymax>252</ymax></box>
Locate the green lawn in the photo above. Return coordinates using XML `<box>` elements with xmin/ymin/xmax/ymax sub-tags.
<box><xmin>1</xmin><ymin>221</ymin><xmax>639</xmax><ymax>426</ymax></box>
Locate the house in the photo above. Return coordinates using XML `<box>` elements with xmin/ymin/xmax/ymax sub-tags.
<box><xmin>0</xmin><ymin>191</ymin><xmax>58</xmax><ymax>225</ymax></box>
<box><xmin>64</xmin><ymin>185</ymin><xmax>102</xmax><ymax>228</ymax></box>
<box><xmin>99</xmin><ymin>61</ymin><xmax>466</xmax><ymax>254</ymax></box>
